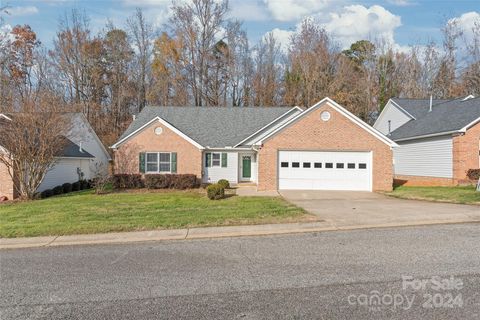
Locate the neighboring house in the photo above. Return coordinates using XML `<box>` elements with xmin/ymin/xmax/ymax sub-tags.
<box><xmin>112</xmin><ymin>98</ymin><xmax>397</xmax><ymax>192</ymax></box>
<box><xmin>374</xmin><ymin>96</ymin><xmax>480</xmax><ymax>186</ymax></box>
<box><xmin>0</xmin><ymin>113</ymin><xmax>111</xmax><ymax>199</ymax></box>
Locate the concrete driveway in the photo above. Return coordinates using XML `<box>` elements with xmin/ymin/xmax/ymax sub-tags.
<box><xmin>280</xmin><ymin>190</ymin><xmax>480</xmax><ymax>228</ymax></box>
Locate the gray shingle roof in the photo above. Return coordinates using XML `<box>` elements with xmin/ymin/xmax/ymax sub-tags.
<box><xmin>391</xmin><ymin>98</ymin><xmax>450</xmax><ymax>119</ymax></box>
<box><xmin>118</xmin><ymin>106</ymin><xmax>296</xmax><ymax>148</ymax></box>
<box><xmin>59</xmin><ymin>137</ymin><xmax>95</xmax><ymax>158</ymax></box>
<box><xmin>390</xmin><ymin>97</ymin><xmax>480</xmax><ymax>140</ymax></box>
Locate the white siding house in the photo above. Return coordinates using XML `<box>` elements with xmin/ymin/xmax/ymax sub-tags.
<box><xmin>38</xmin><ymin>158</ymin><xmax>92</xmax><ymax>191</ymax></box>
<box><xmin>373</xmin><ymin>100</ymin><xmax>413</xmax><ymax>135</ymax></box>
<box><xmin>393</xmin><ymin>135</ymin><xmax>453</xmax><ymax>178</ymax></box>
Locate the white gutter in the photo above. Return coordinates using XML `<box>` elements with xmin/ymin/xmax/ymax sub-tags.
<box><xmin>393</xmin><ymin>130</ymin><xmax>460</xmax><ymax>142</ymax></box>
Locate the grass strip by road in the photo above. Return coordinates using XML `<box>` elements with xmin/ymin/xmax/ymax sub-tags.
<box><xmin>388</xmin><ymin>185</ymin><xmax>480</xmax><ymax>205</ymax></box>
<box><xmin>0</xmin><ymin>190</ymin><xmax>310</xmax><ymax>238</ymax></box>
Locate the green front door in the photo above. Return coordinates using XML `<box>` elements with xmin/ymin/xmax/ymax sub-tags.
<box><xmin>242</xmin><ymin>156</ymin><xmax>251</xmax><ymax>178</ymax></box>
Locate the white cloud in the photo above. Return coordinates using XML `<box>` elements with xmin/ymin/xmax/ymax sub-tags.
<box><xmin>387</xmin><ymin>0</ymin><xmax>416</xmax><ymax>6</ymax></box>
<box><xmin>449</xmin><ymin>11</ymin><xmax>480</xmax><ymax>40</ymax></box>
<box><xmin>229</xmin><ymin>1</ymin><xmax>270</xmax><ymax>22</ymax></box>
<box><xmin>122</xmin><ymin>0</ymin><xmax>171</xmax><ymax>6</ymax></box>
<box><xmin>321</xmin><ymin>5</ymin><xmax>402</xmax><ymax>48</ymax></box>
<box><xmin>269</xmin><ymin>28</ymin><xmax>295</xmax><ymax>51</ymax></box>
<box><xmin>6</xmin><ymin>6</ymin><xmax>39</xmax><ymax>17</ymax></box>
<box><xmin>263</xmin><ymin>4</ymin><xmax>403</xmax><ymax>51</ymax></box>
<box><xmin>263</xmin><ymin>0</ymin><xmax>335</xmax><ymax>22</ymax></box>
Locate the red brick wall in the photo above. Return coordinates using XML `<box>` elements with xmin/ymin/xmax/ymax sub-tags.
<box><xmin>0</xmin><ymin>161</ymin><xmax>14</xmax><ymax>200</ymax></box>
<box><xmin>453</xmin><ymin>121</ymin><xmax>480</xmax><ymax>182</ymax></box>
<box><xmin>114</xmin><ymin>121</ymin><xmax>202</xmax><ymax>177</ymax></box>
<box><xmin>257</xmin><ymin>102</ymin><xmax>393</xmax><ymax>191</ymax></box>
<box><xmin>394</xmin><ymin>175</ymin><xmax>454</xmax><ymax>187</ymax></box>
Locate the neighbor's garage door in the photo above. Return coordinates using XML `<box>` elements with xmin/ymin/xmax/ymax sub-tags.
<box><xmin>278</xmin><ymin>151</ymin><xmax>372</xmax><ymax>191</ymax></box>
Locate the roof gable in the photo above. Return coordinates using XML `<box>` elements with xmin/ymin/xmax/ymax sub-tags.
<box><xmin>390</xmin><ymin>97</ymin><xmax>480</xmax><ymax>140</ymax></box>
<box><xmin>258</xmin><ymin>97</ymin><xmax>398</xmax><ymax>147</ymax></box>
<box><xmin>113</xmin><ymin>106</ymin><xmax>297</xmax><ymax>149</ymax></box>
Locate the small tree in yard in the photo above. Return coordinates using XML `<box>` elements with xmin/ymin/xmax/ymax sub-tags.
<box><xmin>0</xmin><ymin>93</ymin><xmax>70</xmax><ymax>199</ymax></box>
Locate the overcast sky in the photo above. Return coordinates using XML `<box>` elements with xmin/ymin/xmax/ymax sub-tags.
<box><xmin>2</xmin><ymin>0</ymin><xmax>479</xmax><ymax>51</ymax></box>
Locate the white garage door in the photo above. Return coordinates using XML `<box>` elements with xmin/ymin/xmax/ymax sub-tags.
<box><xmin>278</xmin><ymin>151</ymin><xmax>372</xmax><ymax>191</ymax></box>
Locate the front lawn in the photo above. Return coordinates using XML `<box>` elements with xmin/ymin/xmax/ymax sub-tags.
<box><xmin>388</xmin><ymin>185</ymin><xmax>480</xmax><ymax>205</ymax></box>
<box><xmin>0</xmin><ymin>190</ymin><xmax>310</xmax><ymax>238</ymax></box>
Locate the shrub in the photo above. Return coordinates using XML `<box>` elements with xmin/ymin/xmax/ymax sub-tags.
<box><xmin>41</xmin><ymin>189</ymin><xmax>53</xmax><ymax>199</ymax></box>
<box><xmin>112</xmin><ymin>174</ymin><xmax>143</xmax><ymax>189</ymax></box>
<box><xmin>144</xmin><ymin>174</ymin><xmax>172</xmax><ymax>189</ymax></box>
<box><xmin>72</xmin><ymin>181</ymin><xmax>81</xmax><ymax>191</ymax></box>
<box><xmin>80</xmin><ymin>179</ymin><xmax>89</xmax><ymax>190</ymax></box>
<box><xmin>467</xmin><ymin>169</ymin><xmax>480</xmax><ymax>180</ymax></box>
<box><xmin>207</xmin><ymin>183</ymin><xmax>225</xmax><ymax>200</ymax></box>
<box><xmin>171</xmin><ymin>174</ymin><xmax>198</xmax><ymax>189</ymax></box>
<box><xmin>62</xmin><ymin>183</ymin><xmax>72</xmax><ymax>193</ymax></box>
<box><xmin>52</xmin><ymin>185</ymin><xmax>64</xmax><ymax>195</ymax></box>
<box><xmin>217</xmin><ymin>179</ymin><xmax>230</xmax><ymax>189</ymax></box>
<box><xmin>144</xmin><ymin>174</ymin><xmax>198</xmax><ymax>189</ymax></box>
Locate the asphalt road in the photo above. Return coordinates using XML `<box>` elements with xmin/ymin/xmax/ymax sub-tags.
<box><xmin>1</xmin><ymin>223</ymin><xmax>480</xmax><ymax>319</ymax></box>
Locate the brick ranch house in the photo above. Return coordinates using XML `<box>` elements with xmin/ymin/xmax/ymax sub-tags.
<box><xmin>374</xmin><ymin>96</ymin><xmax>480</xmax><ymax>186</ymax></box>
<box><xmin>112</xmin><ymin>98</ymin><xmax>397</xmax><ymax>192</ymax></box>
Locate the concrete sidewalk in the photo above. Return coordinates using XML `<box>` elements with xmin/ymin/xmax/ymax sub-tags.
<box><xmin>2</xmin><ymin>218</ymin><xmax>479</xmax><ymax>250</ymax></box>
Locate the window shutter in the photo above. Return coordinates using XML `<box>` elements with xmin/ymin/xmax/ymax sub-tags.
<box><xmin>206</xmin><ymin>153</ymin><xmax>211</xmax><ymax>167</ymax></box>
<box><xmin>221</xmin><ymin>153</ymin><xmax>228</xmax><ymax>167</ymax></box>
<box><xmin>139</xmin><ymin>152</ymin><xmax>145</xmax><ymax>173</ymax></box>
<box><xmin>171</xmin><ymin>152</ymin><xmax>177</xmax><ymax>173</ymax></box>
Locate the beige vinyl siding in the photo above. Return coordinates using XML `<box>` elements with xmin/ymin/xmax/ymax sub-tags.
<box><xmin>374</xmin><ymin>101</ymin><xmax>412</xmax><ymax>135</ymax></box>
<box><xmin>394</xmin><ymin>136</ymin><xmax>453</xmax><ymax>178</ymax></box>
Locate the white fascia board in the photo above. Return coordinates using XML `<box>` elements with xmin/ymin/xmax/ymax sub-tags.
<box><xmin>373</xmin><ymin>99</ymin><xmax>415</xmax><ymax>128</ymax></box>
<box><xmin>389</xmin><ymin>99</ymin><xmax>417</xmax><ymax>120</ymax></box>
<box><xmin>259</xmin><ymin>97</ymin><xmax>398</xmax><ymax>148</ymax></box>
<box><xmin>233</xmin><ymin>106</ymin><xmax>303</xmax><ymax>148</ymax></box>
<box><xmin>77</xmin><ymin>113</ymin><xmax>112</xmax><ymax>161</ymax></box>
<box><xmin>0</xmin><ymin>113</ymin><xmax>12</xmax><ymax>121</ymax></box>
<box><xmin>393</xmin><ymin>130</ymin><xmax>459</xmax><ymax>142</ymax></box>
<box><xmin>111</xmin><ymin>116</ymin><xmax>204</xmax><ymax>150</ymax></box>
<box><xmin>460</xmin><ymin>117</ymin><xmax>480</xmax><ymax>132</ymax></box>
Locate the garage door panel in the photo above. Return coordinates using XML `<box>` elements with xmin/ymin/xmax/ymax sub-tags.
<box><xmin>278</xmin><ymin>151</ymin><xmax>372</xmax><ymax>191</ymax></box>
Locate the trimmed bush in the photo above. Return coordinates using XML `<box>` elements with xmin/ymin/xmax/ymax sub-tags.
<box><xmin>41</xmin><ymin>189</ymin><xmax>54</xmax><ymax>199</ymax></box>
<box><xmin>144</xmin><ymin>174</ymin><xmax>172</xmax><ymax>189</ymax></box>
<box><xmin>52</xmin><ymin>186</ymin><xmax>64</xmax><ymax>195</ymax></box>
<box><xmin>62</xmin><ymin>183</ymin><xmax>73</xmax><ymax>193</ymax></box>
<box><xmin>217</xmin><ymin>179</ymin><xmax>230</xmax><ymax>189</ymax></box>
<box><xmin>72</xmin><ymin>181</ymin><xmax>81</xmax><ymax>191</ymax></box>
<box><xmin>171</xmin><ymin>174</ymin><xmax>198</xmax><ymax>189</ymax></box>
<box><xmin>112</xmin><ymin>174</ymin><xmax>143</xmax><ymax>189</ymax></box>
<box><xmin>207</xmin><ymin>183</ymin><xmax>225</xmax><ymax>200</ymax></box>
<box><xmin>80</xmin><ymin>180</ymin><xmax>89</xmax><ymax>190</ymax></box>
<box><xmin>144</xmin><ymin>174</ymin><xmax>198</xmax><ymax>189</ymax></box>
<box><xmin>467</xmin><ymin>169</ymin><xmax>480</xmax><ymax>181</ymax></box>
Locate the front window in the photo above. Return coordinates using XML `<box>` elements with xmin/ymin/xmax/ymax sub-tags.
<box><xmin>146</xmin><ymin>152</ymin><xmax>171</xmax><ymax>173</ymax></box>
<box><xmin>212</xmin><ymin>153</ymin><xmax>221</xmax><ymax>167</ymax></box>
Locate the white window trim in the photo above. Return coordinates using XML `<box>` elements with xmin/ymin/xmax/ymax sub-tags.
<box><xmin>145</xmin><ymin>152</ymin><xmax>172</xmax><ymax>174</ymax></box>
<box><xmin>211</xmin><ymin>152</ymin><xmax>221</xmax><ymax>167</ymax></box>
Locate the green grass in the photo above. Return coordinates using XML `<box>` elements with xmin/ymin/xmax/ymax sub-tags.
<box><xmin>0</xmin><ymin>190</ymin><xmax>309</xmax><ymax>238</ymax></box>
<box><xmin>388</xmin><ymin>185</ymin><xmax>480</xmax><ymax>205</ymax></box>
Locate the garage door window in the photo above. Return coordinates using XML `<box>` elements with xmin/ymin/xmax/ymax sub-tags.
<box><xmin>359</xmin><ymin>163</ymin><xmax>367</xmax><ymax>169</ymax></box>
<box><xmin>348</xmin><ymin>163</ymin><xmax>355</xmax><ymax>169</ymax></box>
<box><xmin>314</xmin><ymin>162</ymin><xmax>322</xmax><ymax>168</ymax></box>
<box><xmin>336</xmin><ymin>163</ymin><xmax>344</xmax><ymax>169</ymax></box>
<box><xmin>281</xmin><ymin>162</ymin><xmax>289</xmax><ymax>168</ymax></box>
<box><xmin>303</xmin><ymin>162</ymin><xmax>311</xmax><ymax>168</ymax></box>
<box><xmin>292</xmin><ymin>162</ymin><xmax>300</xmax><ymax>168</ymax></box>
<box><xmin>325</xmin><ymin>163</ymin><xmax>333</xmax><ymax>168</ymax></box>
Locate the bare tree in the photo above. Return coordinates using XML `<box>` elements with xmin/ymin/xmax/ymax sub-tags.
<box><xmin>127</xmin><ymin>8</ymin><xmax>153</xmax><ymax>111</ymax></box>
<box><xmin>0</xmin><ymin>92</ymin><xmax>71</xmax><ymax>199</ymax></box>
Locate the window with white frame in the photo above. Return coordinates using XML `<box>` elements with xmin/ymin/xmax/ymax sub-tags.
<box><xmin>212</xmin><ymin>153</ymin><xmax>221</xmax><ymax>167</ymax></box>
<box><xmin>146</xmin><ymin>152</ymin><xmax>171</xmax><ymax>173</ymax></box>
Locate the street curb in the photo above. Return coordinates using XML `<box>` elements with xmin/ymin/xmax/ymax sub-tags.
<box><xmin>1</xmin><ymin>219</ymin><xmax>480</xmax><ymax>250</ymax></box>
